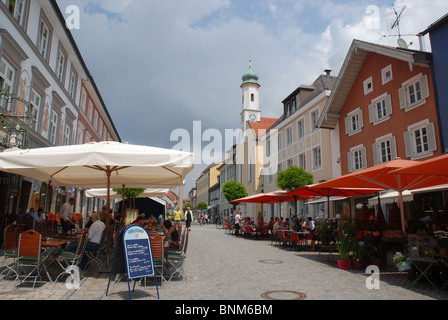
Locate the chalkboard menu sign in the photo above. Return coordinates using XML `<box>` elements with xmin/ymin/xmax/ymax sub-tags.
<box><xmin>106</xmin><ymin>225</ymin><xmax>159</xmax><ymax>300</ymax></box>
<box><xmin>123</xmin><ymin>226</ymin><xmax>154</xmax><ymax>279</ymax></box>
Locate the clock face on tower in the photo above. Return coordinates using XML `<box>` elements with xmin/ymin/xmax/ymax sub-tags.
<box><xmin>249</xmin><ymin>113</ymin><xmax>257</xmax><ymax>122</ymax></box>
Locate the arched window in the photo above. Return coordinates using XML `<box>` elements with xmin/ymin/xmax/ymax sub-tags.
<box><xmin>251</xmin><ymin>93</ymin><xmax>255</xmax><ymax>102</ymax></box>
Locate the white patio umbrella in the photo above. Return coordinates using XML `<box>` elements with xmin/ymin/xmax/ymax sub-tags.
<box><xmin>85</xmin><ymin>188</ymin><xmax>169</xmax><ymax>200</ymax></box>
<box><xmin>0</xmin><ymin>141</ymin><xmax>195</xmax><ymax>257</ymax></box>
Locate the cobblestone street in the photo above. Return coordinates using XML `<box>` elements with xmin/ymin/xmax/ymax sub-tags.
<box><xmin>1</xmin><ymin>224</ymin><xmax>447</xmax><ymax>303</ymax></box>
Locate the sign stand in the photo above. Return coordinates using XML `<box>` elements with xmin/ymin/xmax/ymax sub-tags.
<box><xmin>106</xmin><ymin>225</ymin><xmax>159</xmax><ymax>300</ymax></box>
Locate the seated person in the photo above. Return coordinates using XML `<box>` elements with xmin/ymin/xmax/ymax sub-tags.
<box><xmin>162</xmin><ymin>220</ymin><xmax>180</xmax><ymax>249</ymax></box>
<box><xmin>70</xmin><ymin>212</ymin><xmax>105</xmax><ymax>268</ymax></box>
<box><xmin>25</xmin><ymin>208</ymin><xmax>40</xmax><ymax>229</ymax></box>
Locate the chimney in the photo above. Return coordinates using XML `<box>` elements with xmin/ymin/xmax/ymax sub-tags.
<box><xmin>324</xmin><ymin>69</ymin><xmax>332</xmax><ymax>76</ymax></box>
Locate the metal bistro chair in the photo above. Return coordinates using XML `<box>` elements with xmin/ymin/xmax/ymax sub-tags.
<box><xmin>14</xmin><ymin>230</ymin><xmax>52</xmax><ymax>288</ymax></box>
<box><xmin>53</xmin><ymin>230</ymin><xmax>89</xmax><ymax>284</ymax></box>
<box><xmin>165</xmin><ymin>229</ymin><xmax>189</xmax><ymax>282</ymax></box>
<box><xmin>84</xmin><ymin>229</ymin><xmax>107</xmax><ymax>271</ymax></box>
<box><xmin>149</xmin><ymin>232</ymin><xmax>165</xmax><ymax>284</ymax></box>
<box><xmin>1</xmin><ymin>224</ymin><xmax>19</xmax><ymax>279</ymax></box>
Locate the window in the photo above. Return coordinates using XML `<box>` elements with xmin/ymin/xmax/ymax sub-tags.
<box><xmin>266</xmin><ymin>139</ymin><xmax>271</xmax><ymax>157</ymax></box>
<box><xmin>68</xmin><ymin>68</ymin><xmax>77</xmax><ymax>100</ymax></box>
<box><xmin>88</xmin><ymin>100</ymin><xmax>93</xmax><ymax>121</ymax></box>
<box><xmin>64</xmin><ymin>125</ymin><xmax>71</xmax><ymax>146</ymax></box>
<box><xmin>277</xmin><ymin>132</ymin><xmax>282</xmax><ymax>151</ymax></box>
<box><xmin>292</xmin><ymin>99</ymin><xmax>296</xmax><ymax>113</ymax></box>
<box><xmin>373</xmin><ymin>134</ymin><xmax>397</xmax><ymax>165</ymax></box>
<box><xmin>382</xmin><ymin>65</ymin><xmax>393</xmax><ymax>85</ymax></box>
<box><xmin>56</xmin><ymin>47</ymin><xmax>66</xmax><ymax>83</ymax></box>
<box><xmin>286</xmin><ymin>103</ymin><xmax>290</xmax><ymax>117</ymax></box>
<box><xmin>49</xmin><ymin>110</ymin><xmax>59</xmax><ymax>145</ymax></box>
<box><xmin>287</xmin><ymin>158</ymin><xmax>294</xmax><ymax>168</ymax></box>
<box><xmin>0</xmin><ymin>58</ymin><xmax>16</xmax><ymax>111</ymax></box>
<box><xmin>251</xmin><ymin>93</ymin><xmax>255</xmax><ymax>102</ymax></box>
<box><xmin>286</xmin><ymin>126</ymin><xmax>293</xmax><ymax>145</ymax></box>
<box><xmin>80</xmin><ymin>88</ymin><xmax>87</xmax><ymax>112</ymax></box>
<box><xmin>9</xmin><ymin>0</ymin><xmax>28</xmax><ymax>28</ymax></box>
<box><xmin>345</xmin><ymin>108</ymin><xmax>363</xmax><ymax>135</ymax></box>
<box><xmin>28</xmin><ymin>89</ymin><xmax>42</xmax><ymax>131</ymax></box>
<box><xmin>369</xmin><ymin>93</ymin><xmax>392</xmax><ymax>124</ymax></box>
<box><xmin>404</xmin><ymin>121</ymin><xmax>437</xmax><ymax>159</ymax></box>
<box><xmin>399</xmin><ymin>74</ymin><xmax>430</xmax><ymax>111</ymax></box>
<box><xmin>297</xmin><ymin>119</ymin><xmax>305</xmax><ymax>140</ymax></box>
<box><xmin>312</xmin><ymin>147</ymin><xmax>322</xmax><ymax>170</ymax></box>
<box><xmin>37</xmin><ymin>17</ymin><xmax>51</xmax><ymax>60</ymax></box>
<box><xmin>298</xmin><ymin>153</ymin><xmax>306</xmax><ymax>171</ymax></box>
<box><xmin>348</xmin><ymin>145</ymin><xmax>367</xmax><ymax>173</ymax></box>
<box><xmin>363</xmin><ymin>77</ymin><xmax>373</xmax><ymax>95</ymax></box>
<box><xmin>311</xmin><ymin>109</ymin><xmax>319</xmax><ymax>132</ymax></box>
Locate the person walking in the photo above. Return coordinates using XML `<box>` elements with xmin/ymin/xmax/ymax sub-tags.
<box><xmin>185</xmin><ymin>207</ymin><xmax>193</xmax><ymax>231</ymax></box>
<box><xmin>234</xmin><ymin>209</ymin><xmax>241</xmax><ymax>238</ymax></box>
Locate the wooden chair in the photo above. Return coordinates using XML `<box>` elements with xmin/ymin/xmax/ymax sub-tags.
<box><xmin>149</xmin><ymin>232</ymin><xmax>165</xmax><ymax>283</ymax></box>
<box><xmin>53</xmin><ymin>230</ymin><xmax>89</xmax><ymax>284</ymax></box>
<box><xmin>14</xmin><ymin>230</ymin><xmax>51</xmax><ymax>288</ymax></box>
<box><xmin>1</xmin><ymin>224</ymin><xmax>19</xmax><ymax>279</ymax></box>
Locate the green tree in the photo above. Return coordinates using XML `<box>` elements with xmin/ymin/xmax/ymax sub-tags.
<box><xmin>276</xmin><ymin>166</ymin><xmax>313</xmax><ymax>216</ymax></box>
<box><xmin>223</xmin><ymin>181</ymin><xmax>248</xmax><ymax>209</ymax></box>
<box><xmin>112</xmin><ymin>188</ymin><xmax>146</xmax><ymax>209</ymax></box>
<box><xmin>197</xmin><ymin>202</ymin><xmax>208</xmax><ymax>211</ymax></box>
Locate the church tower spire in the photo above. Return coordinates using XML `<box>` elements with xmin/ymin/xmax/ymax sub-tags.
<box><xmin>241</xmin><ymin>57</ymin><xmax>261</xmax><ymax>129</ymax></box>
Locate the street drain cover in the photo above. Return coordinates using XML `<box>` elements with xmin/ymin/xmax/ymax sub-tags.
<box><xmin>257</xmin><ymin>259</ymin><xmax>284</xmax><ymax>264</ymax></box>
<box><xmin>261</xmin><ymin>290</ymin><xmax>307</xmax><ymax>300</ymax></box>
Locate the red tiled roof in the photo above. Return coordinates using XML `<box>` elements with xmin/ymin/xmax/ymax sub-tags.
<box><xmin>248</xmin><ymin>117</ymin><xmax>278</xmax><ymax>139</ymax></box>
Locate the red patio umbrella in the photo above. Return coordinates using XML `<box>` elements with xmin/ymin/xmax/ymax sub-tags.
<box><xmin>232</xmin><ymin>191</ymin><xmax>315</xmax><ymax>218</ymax></box>
<box><xmin>316</xmin><ymin>158</ymin><xmax>448</xmax><ymax>234</ymax></box>
<box><xmin>285</xmin><ymin>184</ymin><xmax>384</xmax><ymax>218</ymax></box>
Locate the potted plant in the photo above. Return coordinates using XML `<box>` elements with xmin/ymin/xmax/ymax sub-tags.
<box><xmin>352</xmin><ymin>240</ymin><xmax>367</xmax><ymax>270</ymax></box>
<box><xmin>393</xmin><ymin>252</ymin><xmax>411</xmax><ymax>272</ymax></box>
<box><xmin>336</xmin><ymin>232</ymin><xmax>353</xmax><ymax>270</ymax></box>
<box><xmin>433</xmin><ymin>230</ymin><xmax>448</xmax><ymax>255</ymax></box>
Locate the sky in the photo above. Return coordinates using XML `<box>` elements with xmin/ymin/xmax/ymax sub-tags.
<box><xmin>56</xmin><ymin>0</ymin><xmax>447</xmax><ymax>198</ymax></box>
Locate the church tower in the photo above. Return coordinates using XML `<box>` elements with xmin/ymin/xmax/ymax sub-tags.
<box><xmin>240</xmin><ymin>58</ymin><xmax>261</xmax><ymax>130</ymax></box>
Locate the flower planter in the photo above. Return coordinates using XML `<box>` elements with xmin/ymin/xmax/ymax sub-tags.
<box><xmin>337</xmin><ymin>259</ymin><xmax>351</xmax><ymax>270</ymax></box>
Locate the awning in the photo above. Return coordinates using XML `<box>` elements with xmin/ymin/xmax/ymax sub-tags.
<box><xmin>368</xmin><ymin>190</ymin><xmax>413</xmax><ymax>206</ymax></box>
<box><xmin>368</xmin><ymin>184</ymin><xmax>448</xmax><ymax>206</ymax></box>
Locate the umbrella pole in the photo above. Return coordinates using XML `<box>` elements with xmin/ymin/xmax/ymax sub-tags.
<box><xmin>106</xmin><ymin>169</ymin><xmax>111</xmax><ymax>268</ymax></box>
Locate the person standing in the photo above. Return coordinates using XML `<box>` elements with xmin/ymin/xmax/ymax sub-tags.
<box><xmin>60</xmin><ymin>197</ymin><xmax>76</xmax><ymax>233</ymax></box>
<box><xmin>234</xmin><ymin>209</ymin><xmax>241</xmax><ymax>238</ymax></box>
<box><xmin>185</xmin><ymin>207</ymin><xmax>193</xmax><ymax>231</ymax></box>
<box><xmin>174</xmin><ymin>209</ymin><xmax>182</xmax><ymax>225</ymax></box>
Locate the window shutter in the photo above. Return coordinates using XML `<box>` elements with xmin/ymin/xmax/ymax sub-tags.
<box><xmin>372</xmin><ymin>142</ymin><xmax>379</xmax><ymax>166</ymax></box>
<box><xmin>390</xmin><ymin>136</ymin><xmax>398</xmax><ymax>160</ymax></box>
<box><xmin>345</xmin><ymin>116</ymin><xmax>350</xmax><ymax>135</ymax></box>
<box><xmin>403</xmin><ymin>131</ymin><xmax>413</xmax><ymax>158</ymax></box>
<box><xmin>421</xmin><ymin>74</ymin><xmax>430</xmax><ymax>99</ymax></box>
<box><xmin>347</xmin><ymin>152</ymin><xmax>353</xmax><ymax>173</ymax></box>
<box><xmin>386</xmin><ymin>94</ymin><xmax>393</xmax><ymax>116</ymax></box>
<box><xmin>361</xmin><ymin>147</ymin><xmax>367</xmax><ymax>169</ymax></box>
<box><xmin>368</xmin><ymin>103</ymin><xmax>375</xmax><ymax>123</ymax></box>
<box><xmin>358</xmin><ymin>110</ymin><xmax>364</xmax><ymax>129</ymax></box>
<box><xmin>427</xmin><ymin>122</ymin><xmax>437</xmax><ymax>152</ymax></box>
<box><xmin>398</xmin><ymin>87</ymin><xmax>407</xmax><ymax>110</ymax></box>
